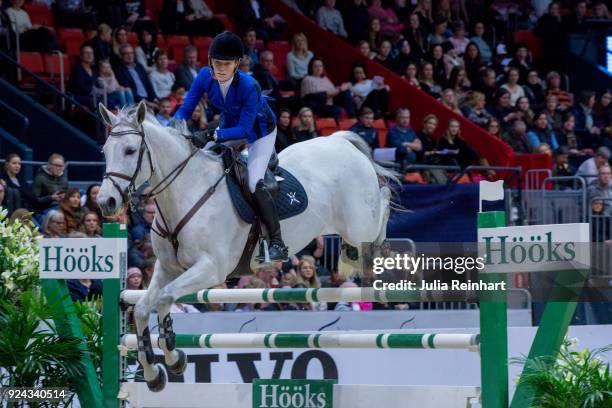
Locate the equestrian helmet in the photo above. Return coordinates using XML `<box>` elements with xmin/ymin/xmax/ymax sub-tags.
<box><xmin>209</xmin><ymin>31</ymin><xmax>244</xmax><ymax>61</ymax></box>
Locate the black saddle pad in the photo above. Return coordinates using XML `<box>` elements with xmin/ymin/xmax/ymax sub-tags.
<box><xmin>227</xmin><ymin>166</ymin><xmax>308</xmax><ymax>224</ymax></box>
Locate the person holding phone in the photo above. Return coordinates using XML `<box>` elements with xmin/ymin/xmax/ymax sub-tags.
<box><xmin>349</xmin><ymin>61</ymin><xmax>390</xmax><ymax>119</ymax></box>
<box><xmin>32</xmin><ymin>153</ymin><xmax>69</xmax><ymax>211</ymax></box>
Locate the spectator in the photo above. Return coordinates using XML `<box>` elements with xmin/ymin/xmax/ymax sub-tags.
<box><xmin>367</xmin><ymin>18</ymin><xmax>382</xmax><ymax>51</ymax></box>
<box><xmin>514</xmin><ymin>96</ymin><xmax>535</xmax><ymax>128</ymax></box>
<box><xmin>418</xmin><ymin>61</ymin><xmax>442</xmax><ymax>99</ymax></box>
<box><xmin>132</xmin><ymin>202</ymin><xmax>155</xmax><ymax>241</ymax></box>
<box><xmin>428</xmin><ymin>15</ymin><xmax>448</xmax><ymax>46</ymax></box>
<box><xmin>545</xmin><ymin>94</ymin><xmax>563</xmax><ymax>131</ymax></box>
<box><xmin>404</xmin><ymin>13</ymin><xmax>428</xmax><ymax>60</ymax></box>
<box><xmin>463</xmin><ymin>42</ymin><xmax>484</xmax><ymax>86</ymax></box>
<box><xmin>413</xmin><ymin>0</ymin><xmax>433</xmax><ymax>34</ymax></box>
<box><xmin>508</xmin><ymin>44</ymin><xmax>531</xmax><ymax>83</ymax></box>
<box><xmin>476</xmin><ymin>68</ymin><xmax>498</xmax><ymax>107</ymax></box>
<box><xmin>126</xmin><ymin>267</ymin><xmax>144</xmax><ymax>290</ymax></box>
<box><xmin>69</xmin><ymin>45</ymin><xmax>97</xmax><ymax>107</ymax></box>
<box><xmin>437</xmin><ymin>0</ymin><xmax>452</xmax><ymax>24</ymax></box>
<box><xmin>388</xmin><ymin>108</ymin><xmax>421</xmax><ymax>168</ymax></box>
<box><xmin>286</xmin><ymin>32</ymin><xmax>313</xmax><ymax>82</ymax></box>
<box><xmin>161</xmin><ymin>0</ymin><xmax>223</xmax><ymax>37</ymax></box>
<box><xmin>534</xmin><ymin>1</ymin><xmax>565</xmax><ymax>72</ymax></box>
<box><xmin>437</xmin><ymin>118</ymin><xmax>481</xmax><ymax>168</ymax></box>
<box><xmin>67</xmin><ymin>275</ymin><xmax>103</xmax><ymax>302</ymax></box>
<box><xmin>239</xmin><ymin>56</ymin><xmax>252</xmax><ymax>74</ymax></box>
<box><xmin>174</xmin><ymin>46</ymin><xmax>199</xmax><ymax>90</ymax></box>
<box><xmin>114</xmin><ymin>44</ymin><xmax>159</xmax><ymax>108</ymax></box>
<box><xmin>186</xmin><ymin>102</ymin><xmax>208</xmax><ymax>132</ymax></box>
<box><xmin>293</xmin><ymin>107</ymin><xmax>318</xmax><ymax>142</ymax></box>
<box><xmin>402</xmin><ymin>62</ymin><xmax>420</xmax><ymax>89</ymax></box>
<box><xmin>592</xmin><ymin>1</ymin><xmax>611</xmax><ymax>19</ymax></box>
<box><xmin>440</xmin><ymin>88</ymin><xmax>462</xmax><ymax>116</ymax></box>
<box><xmin>0</xmin><ymin>153</ymin><xmax>37</xmax><ymax>211</ymax></box>
<box><xmin>563</xmin><ymin>1</ymin><xmax>588</xmax><ymax>34</ymax></box>
<box><xmin>577</xmin><ymin>147</ymin><xmax>611</xmax><ymax>179</ymax></box>
<box><xmin>490</xmin><ymin>89</ymin><xmax>518</xmax><ymax>129</ymax></box>
<box><xmin>60</xmin><ymin>188</ymin><xmax>85</xmax><ymax>234</ymax></box>
<box><xmin>85</xmin><ymin>24</ymin><xmax>113</xmax><ymax>63</ymax></box>
<box><xmin>317</xmin><ymin>0</ymin><xmax>347</xmax><ymax>38</ymax></box>
<box><xmin>349</xmin><ymin>107</ymin><xmax>379</xmax><ymax>149</ymax></box>
<box><xmin>590</xmin><ymin>199</ymin><xmax>611</xmax><ymax>242</ymax></box>
<box><xmin>486</xmin><ymin>118</ymin><xmax>503</xmax><ymax>140</ymax></box>
<box><xmin>395</xmin><ymin>40</ymin><xmax>418</xmax><ymax>75</ymax></box>
<box><xmin>135</xmin><ymin>28</ymin><xmax>159</xmax><ymax>74</ymax></box>
<box><xmin>442</xmin><ymin>41</ymin><xmax>463</xmax><ymax>80</ymax></box>
<box><xmin>350</xmin><ymin>61</ymin><xmax>389</xmax><ymax>119</ymax></box>
<box><xmin>429</xmin><ymin>44</ymin><xmax>447</xmax><ymax>87</ymax></box>
<box><xmin>527</xmin><ymin>111</ymin><xmax>559</xmax><ymax>152</ymax></box>
<box><xmin>470</xmin><ymin>21</ymin><xmax>492</xmax><ymax>63</ymax></box>
<box><xmin>588</xmin><ymin>165</ymin><xmax>612</xmax><ymax>213</ymax></box>
<box><xmin>149</xmin><ymin>50</ymin><xmax>175</xmax><ymax>99</ymax></box>
<box><xmin>140</xmin><ymin>257</ymin><xmax>155</xmax><ymax>289</ymax></box>
<box><xmin>467</xmin><ymin>91</ymin><xmax>492</xmax><ymax>127</ymax></box>
<box><xmin>56</xmin><ymin>0</ymin><xmax>96</xmax><ymax>30</ymax></box>
<box><xmin>449</xmin><ymin>21</ymin><xmax>469</xmax><ymax>55</ymax></box>
<box><xmin>82</xmin><ymin>184</ymin><xmax>103</xmax><ymax>221</ymax></box>
<box><xmin>6</xmin><ymin>0</ymin><xmax>59</xmax><ymax>53</ymax></box>
<box><xmin>524</xmin><ymin>69</ymin><xmax>546</xmax><ymax>108</ymax></box>
<box><xmin>237</xmin><ymin>0</ymin><xmax>283</xmax><ymax>41</ymax></box>
<box><xmin>168</xmin><ymin>83</ymin><xmax>186</xmax><ymax>112</ymax></box>
<box><xmin>503</xmin><ymin>120</ymin><xmax>531</xmax><ymax>153</ymax></box>
<box><xmin>33</xmin><ymin>154</ymin><xmax>68</xmax><ymax>211</ymax></box>
<box><xmin>553</xmin><ymin>146</ymin><xmax>575</xmax><ymax>182</ymax></box>
<box><xmin>275</xmin><ymin>109</ymin><xmax>295</xmax><ymax>152</ymax></box>
<box><xmin>373</xmin><ymin>40</ymin><xmax>396</xmax><ymax>72</ymax></box>
<box><xmin>357</xmin><ymin>40</ymin><xmax>377</xmax><ymax>60</ymax></box>
<box><xmin>447</xmin><ymin>66</ymin><xmax>470</xmax><ymax>102</ymax></box>
<box><xmin>573</xmin><ymin>90</ymin><xmax>600</xmax><ymax>146</ymax></box>
<box><xmin>557</xmin><ymin>112</ymin><xmax>581</xmax><ymax>152</ymax></box>
<box><xmin>111</xmin><ymin>26</ymin><xmax>129</xmax><ymax>65</ymax></box>
<box><xmin>301</xmin><ymin>57</ymin><xmax>355</xmax><ymax>120</ymax></box>
<box><xmin>392</xmin><ymin>0</ymin><xmax>411</xmax><ymax>22</ymax></box>
<box><xmin>367</xmin><ymin>0</ymin><xmax>402</xmax><ymax>39</ymax></box>
<box><xmin>156</xmin><ymin>98</ymin><xmax>173</xmax><ymax>126</ymax></box>
<box><xmin>95</xmin><ymin>59</ymin><xmax>135</xmax><ymax>109</ymax></box>
<box><xmin>253</xmin><ymin>50</ymin><xmax>280</xmax><ymax>96</ymax></box>
<box><xmin>42</xmin><ymin>210</ymin><xmax>66</xmax><ymax>238</ymax></box>
<box><xmin>501</xmin><ymin>67</ymin><xmax>526</xmax><ymax>106</ymax></box>
<box><xmin>342</xmin><ymin>0</ymin><xmax>369</xmax><ymax>44</ymax></box>
<box><xmin>594</xmin><ymin>91</ymin><xmax>612</xmax><ymax>141</ymax></box>
<box><xmin>0</xmin><ymin>180</ymin><xmax>18</xmax><ymax>214</ymax></box>
<box><xmin>545</xmin><ymin>71</ymin><xmax>572</xmax><ymax>110</ymax></box>
<box><xmin>295</xmin><ymin>256</ymin><xmax>327</xmax><ymax>310</ymax></box>
<box><xmin>243</xmin><ymin>29</ymin><xmax>260</xmax><ymax>69</ymax></box>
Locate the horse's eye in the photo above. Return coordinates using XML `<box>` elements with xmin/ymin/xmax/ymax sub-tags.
<box><xmin>125</xmin><ymin>148</ymin><xmax>137</xmax><ymax>155</ymax></box>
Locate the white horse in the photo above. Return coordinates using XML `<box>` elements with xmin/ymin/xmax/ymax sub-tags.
<box><xmin>97</xmin><ymin>101</ymin><xmax>396</xmax><ymax>391</ymax></box>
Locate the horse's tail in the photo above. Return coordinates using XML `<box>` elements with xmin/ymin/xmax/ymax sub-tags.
<box><xmin>332</xmin><ymin>131</ymin><xmax>406</xmax><ymax>213</ymax></box>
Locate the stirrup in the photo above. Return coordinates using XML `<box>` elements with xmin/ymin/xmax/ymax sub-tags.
<box><xmin>256</xmin><ymin>239</ymin><xmax>289</xmax><ymax>263</ymax></box>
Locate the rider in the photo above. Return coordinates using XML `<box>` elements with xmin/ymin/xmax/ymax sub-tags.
<box><xmin>174</xmin><ymin>31</ymin><xmax>288</xmax><ymax>262</ymax></box>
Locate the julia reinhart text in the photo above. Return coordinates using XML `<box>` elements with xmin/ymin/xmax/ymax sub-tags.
<box><xmin>373</xmin><ymin>279</ymin><xmax>507</xmax><ymax>291</ymax></box>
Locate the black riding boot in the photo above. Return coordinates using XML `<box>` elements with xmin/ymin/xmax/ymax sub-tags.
<box><xmin>254</xmin><ymin>179</ymin><xmax>289</xmax><ymax>262</ymax></box>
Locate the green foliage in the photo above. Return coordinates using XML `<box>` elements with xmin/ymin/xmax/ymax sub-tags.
<box><xmin>513</xmin><ymin>338</ymin><xmax>612</xmax><ymax>408</ymax></box>
<box><xmin>73</xmin><ymin>297</ymin><xmax>103</xmax><ymax>382</ymax></box>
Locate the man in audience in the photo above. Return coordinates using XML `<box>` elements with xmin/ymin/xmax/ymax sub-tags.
<box><xmin>253</xmin><ymin>50</ymin><xmax>280</xmax><ymax>96</ymax></box>
<box><xmin>114</xmin><ymin>44</ymin><xmax>158</xmax><ymax>108</ymax></box>
<box><xmin>387</xmin><ymin>108</ymin><xmax>422</xmax><ymax>169</ymax></box>
<box><xmin>588</xmin><ymin>164</ymin><xmax>612</xmax><ymax>214</ymax></box>
<box><xmin>317</xmin><ymin>0</ymin><xmax>347</xmax><ymax>38</ymax></box>
<box><xmin>243</xmin><ymin>29</ymin><xmax>260</xmax><ymax>69</ymax></box>
<box><xmin>32</xmin><ymin>153</ymin><xmax>68</xmax><ymax>211</ymax></box>
<box><xmin>577</xmin><ymin>147</ymin><xmax>611</xmax><ymax>181</ymax></box>
<box><xmin>349</xmin><ymin>107</ymin><xmax>379</xmax><ymax>150</ymax></box>
<box><xmin>503</xmin><ymin>120</ymin><xmax>532</xmax><ymax>153</ymax></box>
<box><xmin>132</xmin><ymin>203</ymin><xmax>155</xmax><ymax>242</ymax></box>
<box><xmin>156</xmin><ymin>98</ymin><xmax>173</xmax><ymax>126</ymax></box>
<box><xmin>174</xmin><ymin>46</ymin><xmax>200</xmax><ymax>90</ymax></box>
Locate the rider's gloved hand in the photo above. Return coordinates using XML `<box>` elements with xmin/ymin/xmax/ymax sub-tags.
<box><xmin>189</xmin><ymin>129</ymin><xmax>216</xmax><ymax>148</ymax></box>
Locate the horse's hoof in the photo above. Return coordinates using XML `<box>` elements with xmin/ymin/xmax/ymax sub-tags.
<box><xmin>167</xmin><ymin>349</ymin><xmax>187</xmax><ymax>376</ymax></box>
<box><xmin>146</xmin><ymin>364</ymin><xmax>167</xmax><ymax>392</ymax></box>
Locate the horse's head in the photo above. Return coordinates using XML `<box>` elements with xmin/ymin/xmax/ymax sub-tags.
<box><xmin>97</xmin><ymin>101</ymin><xmax>154</xmax><ymax>216</ymax></box>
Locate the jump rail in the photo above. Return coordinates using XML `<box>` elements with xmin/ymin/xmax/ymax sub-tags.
<box><xmin>121</xmin><ymin>332</ymin><xmax>480</xmax><ymax>351</ymax></box>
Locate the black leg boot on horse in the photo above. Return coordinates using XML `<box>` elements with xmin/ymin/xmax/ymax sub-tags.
<box><xmin>254</xmin><ymin>179</ymin><xmax>289</xmax><ymax>262</ymax></box>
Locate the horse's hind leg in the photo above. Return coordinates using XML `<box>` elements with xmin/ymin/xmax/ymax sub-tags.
<box><xmin>155</xmin><ymin>302</ymin><xmax>187</xmax><ymax>376</ymax></box>
<box><xmin>133</xmin><ymin>262</ymin><xmax>172</xmax><ymax>392</ymax></box>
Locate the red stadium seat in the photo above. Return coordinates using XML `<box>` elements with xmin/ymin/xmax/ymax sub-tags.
<box><xmin>20</xmin><ymin>52</ymin><xmax>45</xmax><ymax>74</ymax></box>
<box><xmin>214</xmin><ymin>14</ymin><xmax>233</xmax><ymax>31</ymax></box>
<box><xmin>172</xmin><ymin>45</ymin><xmax>187</xmax><ymax>63</ymax></box>
<box><xmin>58</xmin><ymin>28</ymin><xmax>84</xmax><ymax>42</ymax></box>
<box><xmin>315</xmin><ymin>118</ymin><xmax>337</xmax><ymax>129</ymax></box>
<box><xmin>378</xmin><ymin>128</ymin><xmax>388</xmax><ymax>148</ymax></box>
<box><xmin>196</xmin><ymin>46</ymin><xmax>209</xmax><ymax>61</ymax></box>
<box><xmin>268</xmin><ymin>41</ymin><xmax>290</xmax><ymax>73</ymax></box>
<box><xmin>339</xmin><ymin>118</ymin><xmax>357</xmax><ymax>129</ymax></box>
<box><xmin>24</xmin><ymin>3</ymin><xmax>54</xmax><ymax>27</ymax></box>
<box><xmin>63</xmin><ymin>38</ymin><xmax>83</xmax><ymax>57</ymax></box>
<box><xmin>255</xmin><ymin>39</ymin><xmax>265</xmax><ymax>51</ymax></box>
<box><xmin>156</xmin><ymin>34</ymin><xmax>166</xmax><ymax>48</ymax></box>
<box><xmin>127</xmin><ymin>32</ymin><xmax>139</xmax><ymax>47</ymax></box>
<box><xmin>514</xmin><ymin>31</ymin><xmax>543</xmax><ymax>62</ymax></box>
<box><xmin>44</xmin><ymin>53</ymin><xmax>72</xmax><ymax>78</ymax></box>
<box><xmin>319</xmin><ymin>127</ymin><xmax>337</xmax><ymax>136</ymax></box>
<box><xmin>372</xmin><ymin>119</ymin><xmax>386</xmax><ymax>129</ymax></box>
<box><xmin>193</xmin><ymin>36</ymin><xmax>213</xmax><ymax>48</ymax></box>
<box><xmin>166</xmin><ymin>35</ymin><xmax>190</xmax><ymax>48</ymax></box>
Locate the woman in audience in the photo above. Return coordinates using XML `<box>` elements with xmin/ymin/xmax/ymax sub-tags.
<box><xmin>470</xmin><ymin>22</ymin><xmax>492</xmax><ymax>64</ymax></box>
<box><xmin>467</xmin><ymin>91</ymin><xmax>492</xmax><ymax>127</ymax></box>
<box><xmin>86</xmin><ymin>23</ymin><xmax>113</xmax><ymax>62</ymax></box>
<box><xmin>573</xmin><ymin>90</ymin><xmax>600</xmax><ymax>144</ymax></box>
<box><xmin>126</xmin><ymin>267</ymin><xmax>144</xmax><ymax>290</ymax></box>
<box><xmin>395</xmin><ymin>39</ymin><xmax>417</xmax><ymax>75</ymax></box>
<box><xmin>417</xmin><ymin>114</ymin><xmax>439</xmax><ymax>163</ymax></box>
<box><xmin>187</xmin><ymin>102</ymin><xmax>208</xmax><ymax>133</ymax></box>
<box><xmin>449</xmin><ymin>21</ymin><xmax>469</xmax><ymax>55</ymax></box>
<box><xmin>293</xmin><ymin>107</ymin><xmax>318</xmax><ymax>142</ymax></box>
<box><xmin>404</xmin><ymin>13</ymin><xmax>428</xmax><ymax>60</ymax></box>
<box><xmin>437</xmin><ymin>119</ymin><xmax>481</xmax><ymax>168</ymax></box>
<box><xmin>276</xmin><ymin>108</ymin><xmax>296</xmax><ymax>152</ymax></box>
<box><xmin>447</xmin><ymin>66</ymin><xmax>471</xmax><ymax>103</ymax></box>
<box><xmin>527</xmin><ymin>111</ymin><xmax>559</xmax><ymax>151</ymax></box>
<box><xmin>545</xmin><ymin>71</ymin><xmax>572</xmax><ymax>109</ymax></box>
<box><xmin>413</xmin><ymin>0</ymin><xmax>433</xmax><ymax>33</ymax></box>
<box><xmin>440</xmin><ymin>88</ymin><xmax>462</xmax><ymax>116</ymax></box>
<box><xmin>402</xmin><ymin>62</ymin><xmax>420</xmax><ymax>89</ymax></box>
<box><xmin>286</xmin><ymin>32</ymin><xmax>314</xmax><ymax>83</ymax></box>
<box><xmin>427</xmin><ymin>15</ymin><xmax>448</xmax><ymax>47</ymax></box>
<box><xmin>60</xmin><ymin>188</ymin><xmax>85</xmax><ymax>234</ymax></box>
<box><xmin>83</xmin><ymin>211</ymin><xmax>101</xmax><ymax>238</ymax></box>
<box><xmin>42</xmin><ymin>210</ymin><xmax>66</xmax><ymax>238</ymax></box>
<box><xmin>301</xmin><ymin>58</ymin><xmax>355</xmax><ymax>120</ymax></box>
<box><xmin>373</xmin><ymin>40</ymin><xmax>396</xmax><ymax>72</ymax></box>
<box><xmin>69</xmin><ymin>45</ymin><xmax>97</xmax><ymax>107</ymax></box>
<box><xmin>594</xmin><ymin>91</ymin><xmax>611</xmax><ymax>133</ymax></box>
<box><xmin>524</xmin><ymin>69</ymin><xmax>546</xmax><ymax>108</ymax></box>
<box><xmin>486</xmin><ymin>118</ymin><xmax>502</xmax><ymax>139</ymax></box>
<box><xmin>357</xmin><ymin>40</ymin><xmax>377</xmax><ymax>60</ymax></box>
<box><xmin>545</xmin><ymin>94</ymin><xmax>563</xmax><ymax>131</ymax></box>
<box><xmin>418</xmin><ymin>62</ymin><xmax>442</xmax><ymax>99</ymax></box>
<box><xmin>490</xmin><ymin>89</ymin><xmax>518</xmax><ymax>129</ymax></box>
<box><xmin>149</xmin><ymin>50</ymin><xmax>175</xmax><ymax>99</ymax></box>
<box><xmin>95</xmin><ymin>59</ymin><xmax>134</xmax><ymax>109</ymax></box>
<box><xmin>429</xmin><ymin>44</ymin><xmax>447</xmax><ymax>87</ymax></box>
<box><xmin>501</xmin><ymin>67</ymin><xmax>525</xmax><ymax>106</ymax></box>
<box><xmin>350</xmin><ymin>62</ymin><xmax>390</xmax><ymax>119</ymax></box>
<box><xmin>111</xmin><ymin>26</ymin><xmax>129</xmax><ymax>65</ymax></box>
<box><xmin>6</xmin><ymin>0</ymin><xmax>59</xmax><ymax>53</ymax></box>
<box><xmin>82</xmin><ymin>184</ymin><xmax>103</xmax><ymax>220</ymax></box>
<box><xmin>368</xmin><ymin>0</ymin><xmax>402</xmax><ymax>39</ymax></box>
<box><xmin>367</xmin><ymin>17</ymin><xmax>382</xmax><ymax>51</ymax></box>
<box><xmin>296</xmin><ymin>255</ymin><xmax>327</xmax><ymax>311</ymax></box>
<box><xmin>556</xmin><ymin>111</ymin><xmax>581</xmax><ymax>152</ymax></box>
<box><xmin>514</xmin><ymin>96</ymin><xmax>535</xmax><ymax>128</ymax></box>
<box><xmin>463</xmin><ymin>42</ymin><xmax>484</xmax><ymax>86</ymax></box>
<box><xmin>135</xmin><ymin>28</ymin><xmax>159</xmax><ymax>74</ymax></box>
<box><xmin>0</xmin><ymin>153</ymin><xmax>37</xmax><ymax>211</ymax></box>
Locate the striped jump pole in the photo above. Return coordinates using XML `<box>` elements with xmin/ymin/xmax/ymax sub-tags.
<box><xmin>121</xmin><ymin>287</ymin><xmax>472</xmax><ymax>305</ymax></box>
<box><xmin>122</xmin><ymin>332</ymin><xmax>480</xmax><ymax>351</ymax></box>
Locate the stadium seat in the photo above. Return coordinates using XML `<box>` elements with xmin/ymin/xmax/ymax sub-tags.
<box><xmin>24</xmin><ymin>3</ymin><xmax>54</xmax><ymax>27</ymax></box>
<box><xmin>514</xmin><ymin>31</ymin><xmax>543</xmax><ymax>62</ymax></box>
<box><xmin>172</xmin><ymin>45</ymin><xmax>187</xmax><ymax>63</ymax></box>
<box><xmin>193</xmin><ymin>37</ymin><xmax>213</xmax><ymax>48</ymax></box>
<box><xmin>315</xmin><ymin>118</ymin><xmax>336</xmax><ymax>129</ymax></box>
<box><xmin>44</xmin><ymin>53</ymin><xmax>71</xmax><ymax>80</ymax></box>
<box><xmin>339</xmin><ymin>118</ymin><xmax>357</xmax><ymax>129</ymax></box>
<box><xmin>156</xmin><ymin>34</ymin><xmax>166</xmax><ymax>48</ymax></box>
<box><xmin>372</xmin><ymin>119</ymin><xmax>386</xmax><ymax>129</ymax></box>
<box><xmin>63</xmin><ymin>38</ymin><xmax>83</xmax><ymax>58</ymax></box>
<box><xmin>19</xmin><ymin>52</ymin><xmax>47</xmax><ymax>85</ymax></box>
<box><xmin>319</xmin><ymin>127</ymin><xmax>336</xmax><ymax>136</ymax></box>
<box><xmin>255</xmin><ymin>39</ymin><xmax>265</xmax><ymax>51</ymax></box>
<box><xmin>58</xmin><ymin>28</ymin><xmax>84</xmax><ymax>42</ymax></box>
<box><xmin>196</xmin><ymin>46</ymin><xmax>209</xmax><ymax>62</ymax></box>
<box><xmin>166</xmin><ymin>35</ymin><xmax>190</xmax><ymax>48</ymax></box>
<box><xmin>214</xmin><ymin>14</ymin><xmax>233</xmax><ymax>31</ymax></box>
<box><xmin>268</xmin><ymin>41</ymin><xmax>290</xmax><ymax>72</ymax></box>
<box><xmin>378</xmin><ymin>128</ymin><xmax>388</xmax><ymax>147</ymax></box>
<box><xmin>127</xmin><ymin>32</ymin><xmax>139</xmax><ymax>47</ymax></box>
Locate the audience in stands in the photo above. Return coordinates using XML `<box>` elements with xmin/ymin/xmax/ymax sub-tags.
<box><xmin>470</xmin><ymin>22</ymin><xmax>492</xmax><ymax>64</ymax></box>
<box><xmin>41</xmin><ymin>210</ymin><xmax>66</xmax><ymax>238</ymax></box>
<box><xmin>82</xmin><ymin>184</ymin><xmax>103</xmax><ymax>221</ymax></box>
<box><xmin>1</xmin><ymin>153</ymin><xmax>37</xmax><ymax>211</ymax></box>
<box><xmin>418</xmin><ymin>61</ymin><xmax>442</xmax><ymax>99</ymax></box>
<box><xmin>350</xmin><ymin>107</ymin><xmax>378</xmax><ymax>149</ymax></box>
<box><xmin>317</xmin><ymin>0</ymin><xmax>347</xmax><ymax>39</ymax></box>
<box><xmin>132</xmin><ymin>202</ymin><xmax>155</xmax><ymax>242</ymax></box>
<box><xmin>69</xmin><ymin>45</ymin><xmax>97</xmax><ymax>107</ymax></box>
<box><xmin>350</xmin><ymin>62</ymin><xmax>389</xmax><ymax>119</ymax></box>
<box><xmin>342</xmin><ymin>0</ymin><xmax>369</xmax><ymax>44</ymax></box>
<box><xmin>293</xmin><ymin>107</ymin><xmax>318</xmax><ymax>142</ymax></box>
<box><xmin>6</xmin><ymin>0</ymin><xmax>59</xmax><ymax>52</ymax></box>
<box><xmin>275</xmin><ymin>108</ymin><xmax>295</xmax><ymax>152</ymax></box>
<box><xmin>286</xmin><ymin>32</ymin><xmax>313</xmax><ymax>82</ymax></box>
<box><xmin>514</xmin><ymin>96</ymin><xmax>535</xmax><ymax>128</ymax></box>
<box><xmin>174</xmin><ymin>45</ymin><xmax>199</xmax><ymax>90</ymax></box>
<box><xmin>242</xmin><ymin>29</ymin><xmax>260</xmax><ymax>69</ymax></box>
<box><xmin>160</xmin><ymin>0</ymin><xmax>222</xmax><ymax>37</ymax></box>
<box><xmin>56</xmin><ymin>0</ymin><xmax>96</xmax><ymax>30</ymax></box>
<box><xmin>186</xmin><ymin>102</ymin><xmax>207</xmax><ymax>132</ymax></box>
<box><xmin>149</xmin><ymin>50</ymin><xmax>174</xmax><ymax>98</ymax></box>
<box><xmin>577</xmin><ymin>147</ymin><xmax>611</xmax><ymax>178</ymax></box>
<box><xmin>301</xmin><ymin>57</ymin><xmax>355</xmax><ymax>120</ymax></box>
<box><xmin>114</xmin><ymin>44</ymin><xmax>159</xmax><ymax>108</ymax></box>
<box><xmin>437</xmin><ymin>118</ymin><xmax>483</xmax><ymax>169</ymax></box>
<box><xmin>110</xmin><ymin>26</ymin><xmax>129</xmax><ymax>65</ymax></box>
<box><xmin>86</xmin><ymin>24</ymin><xmax>113</xmax><ymax>63</ymax></box>
<box><xmin>0</xmin><ymin>180</ymin><xmax>17</xmax><ymax>214</ymax></box>
<box><xmin>528</xmin><ymin>111</ymin><xmax>560</xmax><ymax>152</ymax></box>
<box><xmin>156</xmin><ymin>98</ymin><xmax>173</xmax><ymax>126</ymax></box>
<box><xmin>588</xmin><ymin>164</ymin><xmax>612</xmax><ymax>214</ymax></box>
<box><xmin>388</xmin><ymin>108</ymin><xmax>421</xmax><ymax>169</ymax></box>
<box><xmin>60</xmin><ymin>188</ymin><xmax>84</xmax><ymax>234</ymax></box>
<box><xmin>545</xmin><ymin>71</ymin><xmax>572</xmax><ymax>110</ymax></box>
<box><xmin>237</xmin><ymin>0</ymin><xmax>283</xmax><ymax>41</ymax></box>
<box><xmin>501</xmin><ymin>67</ymin><xmax>526</xmax><ymax>106</ymax></box>
<box><xmin>134</xmin><ymin>28</ymin><xmax>159</xmax><ymax>74</ymax></box>
<box><xmin>503</xmin><ymin>120</ymin><xmax>531</xmax><ymax>153</ymax></box>
<box><xmin>95</xmin><ymin>59</ymin><xmax>134</xmax><ymax>109</ymax></box>
<box><xmin>33</xmin><ymin>154</ymin><xmax>68</xmax><ymax>211</ymax></box>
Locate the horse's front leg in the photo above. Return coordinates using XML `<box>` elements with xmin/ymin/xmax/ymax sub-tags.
<box><xmin>155</xmin><ymin>253</ymin><xmax>227</xmax><ymax>375</ymax></box>
<box><xmin>133</xmin><ymin>260</ymin><xmax>172</xmax><ymax>392</ymax></box>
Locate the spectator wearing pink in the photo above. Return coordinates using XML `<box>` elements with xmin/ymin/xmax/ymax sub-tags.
<box><xmin>301</xmin><ymin>57</ymin><xmax>355</xmax><ymax>119</ymax></box>
<box><xmin>449</xmin><ymin>21</ymin><xmax>470</xmax><ymax>56</ymax></box>
<box><xmin>95</xmin><ymin>59</ymin><xmax>134</xmax><ymax>109</ymax></box>
<box><xmin>127</xmin><ymin>267</ymin><xmax>144</xmax><ymax>290</ymax></box>
<box><xmin>334</xmin><ymin>281</ymin><xmax>372</xmax><ymax>311</ymax></box>
<box><xmin>367</xmin><ymin>0</ymin><xmax>402</xmax><ymax>39</ymax></box>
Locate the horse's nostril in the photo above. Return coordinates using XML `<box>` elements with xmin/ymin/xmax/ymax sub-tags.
<box><xmin>107</xmin><ymin>196</ymin><xmax>117</xmax><ymax>210</ymax></box>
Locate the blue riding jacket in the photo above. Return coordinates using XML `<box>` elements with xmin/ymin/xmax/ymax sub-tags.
<box><xmin>174</xmin><ymin>67</ymin><xmax>276</xmax><ymax>143</ymax></box>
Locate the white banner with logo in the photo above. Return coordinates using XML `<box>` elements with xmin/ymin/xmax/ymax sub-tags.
<box><xmin>39</xmin><ymin>238</ymin><xmax>126</xmax><ymax>279</ymax></box>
